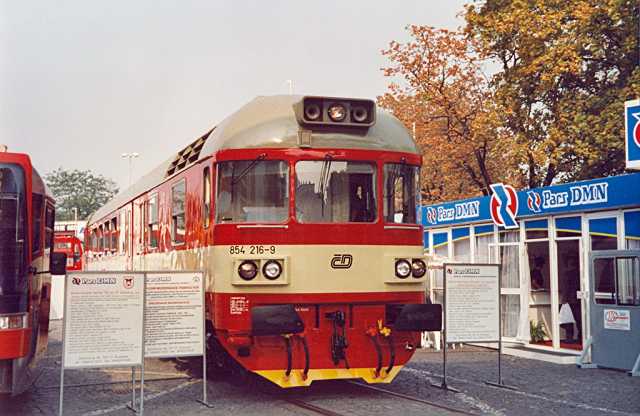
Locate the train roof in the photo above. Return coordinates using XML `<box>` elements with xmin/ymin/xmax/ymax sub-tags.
<box><xmin>0</xmin><ymin>151</ymin><xmax>53</xmax><ymax>198</ymax></box>
<box><xmin>88</xmin><ymin>95</ymin><xmax>418</xmax><ymax>224</ymax></box>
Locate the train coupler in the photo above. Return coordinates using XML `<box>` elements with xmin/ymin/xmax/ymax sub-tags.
<box><xmin>325</xmin><ymin>311</ymin><xmax>349</xmax><ymax>368</ymax></box>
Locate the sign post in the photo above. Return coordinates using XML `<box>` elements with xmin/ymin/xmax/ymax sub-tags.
<box><xmin>59</xmin><ymin>272</ymin><xmax>146</xmax><ymax>416</ymax></box>
<box><xmin>437</xmin><ymin>263</ymin><xmax>517</xmax><ymax>391</ymax></box>
<box><xmin>625</xmin><ymin>98</ymin><xmax>640</xmax><ymax>170</ymax></box>
<box><xmin>127</xmin><ymin>271</ymin><xmax>212</xmax><ymax>412</ymax></box>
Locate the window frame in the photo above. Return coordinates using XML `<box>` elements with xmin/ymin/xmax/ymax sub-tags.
<box><xmin>382</xmin><ymin>163</ymin><xmax>420</xmax><ymax>224</ymax></box>
<box><xmin>171</xmin><ymin>180</ymin><xmax>186</xmax><ymax>245</ymax></box>
<box><xmin>147</xmin><ymin>194</ymin><xmax>159</xmax><ymax>249</ymax></box>
<box><xmin>203</xmin><ymin>167</ymin><xmax>211</xmax><ymax>229</ymax></box>
<box><xmin>294</xmin><ymin>159</ymin><xmax>378</xmax><ymax>224</ymax></box>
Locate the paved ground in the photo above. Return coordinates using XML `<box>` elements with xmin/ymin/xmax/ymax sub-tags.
<box><xmin>1</xmin><ymin>321</ymin><xmax>639</xmax><ymax>415</ymax></box>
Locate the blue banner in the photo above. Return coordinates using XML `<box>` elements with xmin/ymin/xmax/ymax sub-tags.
<box><xmin>422</xmin><ymin>173</ymin><xmax>640</xmax><ymax>229</ymax></box>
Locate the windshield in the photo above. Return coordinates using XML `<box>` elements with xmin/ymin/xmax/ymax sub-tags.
<box><xmin>216</xmin><ymin>160</ymin><xmax>289</xmax><ymax>223</ymax></box>
<box><xmin>383</xmin><ymin>163</ymin><xmax>420</xmax><ymax>224</ymax></box>
<box><xmin>0</xmin><ymin>163</ymin><xmax>27</xmax><ymax>313</ymax></box>
<box><xmin>295</xmin><ymin>161</ymin><xmax>377</xmax><ymax>223</ymax></box>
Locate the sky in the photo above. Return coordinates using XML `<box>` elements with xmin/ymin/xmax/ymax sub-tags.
<box><xmin>1</xmin><ymin>0</ymin><xmax>467</xmax><ymax>190</ymax></box>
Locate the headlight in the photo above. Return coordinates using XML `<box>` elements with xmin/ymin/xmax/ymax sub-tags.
<box><xmin>327</xmin><ymin>104</ymin><xmax>347</xmax><ymax>122</ymax></box>
<box><xmin>412</xmin><ymin>259</ymin><xmax>427</xmax><ymax>278</ymax></box>
<box><xmin>0</xmin><ymin>314</ymin><xmax>27</xmax><ymax>330</ymax></box>
<box><xmin>238</xmin><ymin>261</ymin><xmax>258</xmax><ymax>281</ymax></box>
<box><xmin>395</xmin><ymin>259</ymin><xmax>411</xmax><ymax>279</ymax></box>
<box><xmin>262</xmin><ymin>260</ymin><xmax>282</xmax><ymax>280</ymax></box>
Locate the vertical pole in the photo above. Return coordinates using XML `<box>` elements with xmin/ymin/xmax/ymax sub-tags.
<box><xmin>58</xmin><ymin>368</ymin><xmax>65</xmax><ymax>416</ymax></box>
<box><xmin>443</xmin><ymin>265</ymin><xmax>447</xmax><ymax>389</ymax></box>
<box><xmin>131</xmin><ymin>367</ymin><xmax>136</xmax><ymax>409</ymax></box>
<box><xmin>140</xmin><ymin>363</ymin><xmax>145</xmax><ymax>416</ymax></box>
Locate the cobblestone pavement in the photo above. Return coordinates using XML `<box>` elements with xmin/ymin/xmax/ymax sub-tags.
<box><xmin>1</xmin><ymin>321</ymin><xmax>639</xmax><ymax>415</ymax></box>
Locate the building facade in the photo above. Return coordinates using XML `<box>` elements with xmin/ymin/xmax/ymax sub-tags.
<box><xmin>421</xmin><ymin>173</ymin><xmax>640</xmax><ymax>355</ymax></box>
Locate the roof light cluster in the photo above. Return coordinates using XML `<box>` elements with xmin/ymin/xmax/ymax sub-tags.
<box><xmin>296</xmin><ymin>96</ymin><xmax>376</xmax><ymax>128</ymax></box>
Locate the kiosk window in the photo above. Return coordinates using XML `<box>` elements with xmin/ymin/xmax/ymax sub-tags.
<box><xmin>617</xmin><ymin>257</ymin><xmax>639</xmax><ymax>306</ymax></box>
<box><xmin>594</xmin><ymin>258</ymin><xmax>615</xmax><ymax>304</ymax></box>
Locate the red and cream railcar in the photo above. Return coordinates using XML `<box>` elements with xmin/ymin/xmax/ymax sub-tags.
<box><xmin>53</xmin><ymin>233</ymin><xmax>83</xmax><ymax>271</ymax></box>
<box><xmin>85</xmin><ymin>96</ymin><xmax>436</xmax><ymax>387</ymax></box>
<box><xmin>0</xmin><ymin>150</ymin><xmax>62</xmax><ymax>395</ymax></box>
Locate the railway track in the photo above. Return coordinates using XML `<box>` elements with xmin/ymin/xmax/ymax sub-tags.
<box><xmin>346</xmin><ymin>381</ymin><xmax>476</xmax><ymax>415</ymax></box>
<box><xmin>276</xmin><ymin>380</ymin><xmax>475</xmax><ymax>416</ymax></box>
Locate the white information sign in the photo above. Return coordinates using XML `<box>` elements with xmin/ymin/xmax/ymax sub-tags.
<box><xmin>63</xmin><ymin>273</ymin><xmax>144</xmax><ymax>369</ymax></box>
<box><xmin>445</xmin><ymin>264</ymin><xmax>500</xmax><ymax>343</ymax></box>
<box><xmin>144</xmin><ymin>272</ymin><xmax>204</xmax><ymax>358</ymax></box>
<box><xmin>604</xmin><ymin>309</ymin><xmax>631</xmax><ymax>331</ymax></box>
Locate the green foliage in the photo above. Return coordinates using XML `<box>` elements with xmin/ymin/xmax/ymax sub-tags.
<box><xmin>45</xmin><ymin>168</ymin><xmax>118</xmax><ymax>221</ymax></box>
<box><xmin>465</xmin><ymin>0</ymin><xmax>640</xmax><ymax>187</ymax></box>
<box><xmin>530</xmin><ymin>320</ymin><xmax>548</xmax><ymax>343</ymax></box>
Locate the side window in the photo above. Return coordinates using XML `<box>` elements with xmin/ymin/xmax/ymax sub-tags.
<box><xmin>203</xmin><ymin>167</ymin><xmax>211</xmax><ymax>228</ymax></box>
<box><xmin>103</xmin><ymin>221</ymin><xmax>110</xmax><ymax>252</ymax></box>
<box><xmin>172</xmin><ymin>181</ymin><xmax>186</xmax><ymax>244</ymax></box>
<box><xmin>98</xmin><ymin>225</ymin><xmax>104</xmax><ymax>252</ymax></box>
<box><xmin>110</xmin><ymin>217</ymin><xmax>117</xmax><ymax>252</ymax></box>
<box><xmin>148</xmin><ymin>195</ymin><xmax>159</xmax><ymax>248</ymax></box>
<box><xmin>125</xmin><ymin>209</ymin><xmax>131</xmax><ymax>253</ymax></box>
<box><xmin>32</xmin><ymin>194</ymin><xmax>43</xmax><ymax>253</ymax></box>
<box><xmin>44</xmin><ymin>204</ymin><xmax>54</xmax><ymax>250</ymax></box>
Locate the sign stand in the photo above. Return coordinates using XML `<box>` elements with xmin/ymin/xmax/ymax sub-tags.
<box><xmin>58</xmin><ymin>272</ymin><xmax>146</xmax><ymax>416</ymax></box>
<box><xmin>127</xmin><ymin>271</ymin><xmax>213</xmax><ymax>412</ymax></box>
<box><xmin>430</xmin><ymin>271</ymin><xmax>459</xmax><ymax>392</ymax></box>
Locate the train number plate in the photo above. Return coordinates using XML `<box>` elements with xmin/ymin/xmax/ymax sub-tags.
<box><xmin>228</xmin><ymin>245</ymin><xmax>277</xmax><ymax>255</ymax></box>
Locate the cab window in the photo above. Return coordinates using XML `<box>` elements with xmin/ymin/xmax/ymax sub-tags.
<box><xmin>383</xmin><ymin>164</ymin><xmax>420</xmax><ymax>224</ymax></box>
<box><xmin>295</xmin><ymin>161</ymin><xmax>376</xmax><ymax>223</ymax></box>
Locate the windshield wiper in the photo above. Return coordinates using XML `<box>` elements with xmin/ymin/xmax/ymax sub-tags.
<box><xmin>318</xmin><ymin>155</ymin><xmax>332</xmax><ymax>216</ymax></box>
<box><xmin>232</xmin><ymin>153</ymin><xmax>267</xmax><ymax>185</ymax></box>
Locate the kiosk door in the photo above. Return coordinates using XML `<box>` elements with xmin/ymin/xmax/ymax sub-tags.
<box><xmin>589</xmin><ymin>250</ymin><xmax>640</xmax><ymax>372</ymax></box>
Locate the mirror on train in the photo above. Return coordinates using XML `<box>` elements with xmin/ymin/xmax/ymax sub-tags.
<box><xmin>50</xmin><ymin>252</ymin><xmax>67</xmax><ymax>275</ymax></box>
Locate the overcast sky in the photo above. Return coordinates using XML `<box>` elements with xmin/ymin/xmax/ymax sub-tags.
<box><xmin>1</xmin><ymin>1</ymin><xmax>466</xmax><ymax>190</ymax></box>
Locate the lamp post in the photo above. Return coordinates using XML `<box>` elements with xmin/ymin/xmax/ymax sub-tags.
<box><xmin>285</xmin><ymin>79</ymin><xmax>294</xmax><ymax>95</ymax></box>
<box><xmin>121</xmin><ymin>152</ymin><xmax>139</xmax><ymax>187</ymax></box>
<box><xmin>71</xmin><ymin>207</ymin><xmax>78</xmax><ymax>222</ymax></box>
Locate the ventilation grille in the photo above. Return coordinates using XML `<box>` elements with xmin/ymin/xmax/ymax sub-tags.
<box><xmin>166</xmin><ymin>129</ymin><xmax>213</xmax><ymax>177</ymax></box>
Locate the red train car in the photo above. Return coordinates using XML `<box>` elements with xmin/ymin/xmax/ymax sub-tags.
<box><xmin>85</xmin><ymin>96</ymin><xmax>436</xmax><ymax>387</ymax></box>
<box><xmin>53</xmin><ymin>233</ymin><xmax>83</xmax><ymax>271</ymax></box>
<box><xmin>0</xmin><ymin>149</ymin><xmax>65</xmax><ymax>395</ymax></box>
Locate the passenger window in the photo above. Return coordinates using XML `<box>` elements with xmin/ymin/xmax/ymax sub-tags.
<box><xmin>203</xmin><ymin>167</ymin><xmax>211</xmax><ymax>228</ymax></box>
<box><xmin>103</xmin><ymin>222</ymin><xmax>110</xmax><ymax>252</ymax></box>
<box><xmin>172</xmin><ymin>181</ymin><xmax>186</xmax><ymax>244</ymax></box>
<box><xmin>110</xmin><ymin>217</ymin><xmax>117</xmax><ymax>252</ymax></box>
<box><xmin>32</xmin><ymin>194</ymin><xmax>43</xmax><ymax>253</ymax></box>
<box><xmin>148</xmin><ymin>195</ymin><xmax>159</xmax><ymax>248</ymax></box>
<box><xmin>44</xmin><ymin>204</ymin><xmax>54</xmax><ymax>251</ymax></box>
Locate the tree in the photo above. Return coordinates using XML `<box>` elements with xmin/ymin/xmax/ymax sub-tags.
<box><xmin>379</xmin><ymin>25</ymin><xmax>523</xmax><ymax>203</ymax></box>
<box><xmin>465</xmin><ymin>0</ymin><xmax>640</xmax><ymax>187</ymax></box>
<box><xmin>45</xmin><ymin>169</ymin><xmax>118</xmax><ymax>221</ymax></box>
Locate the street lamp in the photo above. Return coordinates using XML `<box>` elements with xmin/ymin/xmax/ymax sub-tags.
<box><xmin>121</xmin><ymin>152</ymin><xmax>140</xmax><ymax>187</ymax></box>
<box><xmin>285</xmin><ymin>79</ymin><xmax>294</xmax><ymax>95</ymax></box>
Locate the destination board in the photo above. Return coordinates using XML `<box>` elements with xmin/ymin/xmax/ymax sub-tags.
<box><xmin>144</xmin><ymin>272</ymin><xmax>204</xmax><ymax>358</ymax></box>
<box><xmin>444</xmin><ymin>264</ymin><xmax>500</xmax><ymax>343</ymax></box>
<box><xmin>63</xmin><ymin>273</ymin><xmax>144</xmax><ymax>369</ymax></box>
